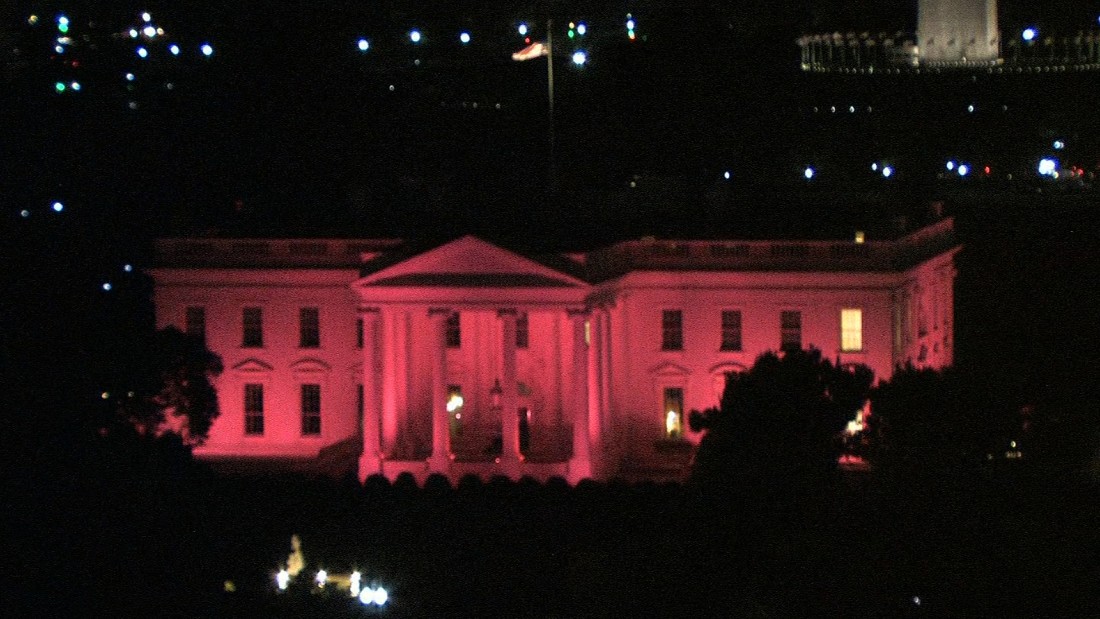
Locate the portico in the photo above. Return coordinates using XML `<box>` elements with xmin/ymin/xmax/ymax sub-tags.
<box><xmin>353</xmin><ymin>236</ymin><xmax>596</xmax><ymax>482</ymax></box>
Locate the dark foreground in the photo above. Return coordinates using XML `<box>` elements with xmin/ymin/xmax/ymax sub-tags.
<box><xmin>7</xmin><ymin>451</ymin><xmax>1098</xmax><ymax>618</ymax></box>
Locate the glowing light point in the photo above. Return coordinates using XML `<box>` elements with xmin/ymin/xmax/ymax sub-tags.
<box><xmin>1038</xmin><ymin>158</ymin><xmax>1057</xmax><ymax>176</ymax></box>
<box><xmin>359</xmin><ymin>587</ymin><xmax>373</xmax><ymax>604</ymax></box>
<box><xmin>28</xmin><ymin>15</ymin><xmax>38</xmax><ymax>26</ymax></box>
<box><xmin>409</xmin><ymin>30</ymin><xmax>421</xmax><ymax>43</ymax></box>
<box><xmin>101</xmin><ymin>391</ymin><xmax>110</xmax><ymax>399</ymax></box>
<box><xmin>70</xmin><ymin>81</ymin><xmax>80</xmax><ymax>91</ymax></box>
<box><xmin>571</xmin><ymin>50</ymin><xmax>587</xmax><ymax>66</ymax></box>
<box><xmin>276</xmin><ymin>569</ymin><xmax>289</xmax><ymax>591</ymax></box>
<box><xmin>169</xmin><ymin>43</ymin><xmax>180</xmax><ymax>55</ymax></box>
<box><xmin>55</xmin><ymin>45</ymin><xmax>64</xmax><ymax>53</ymax></box>
<box><xmin>58</xmin><ymin>16</ymin><xmax>69</xmax><ymax>33</ymax></box>
<box><xmin>913</xmin><ymin>596</ymin><xmax>921</xmax><ymax>606</ymax></box>
<box><xmin>123</xmin><ymin>264</ymin><xmax>133</xmax><ymax>272</ymax></box>
<box><xmin>137</xmin><ymin>46</ymin><xmax>148</xmax><ymax>58</ymax></box>
<box><xmin>957</xmin><ymin>164</ymin><xmax>970</xmax><ymax>176</ymax></box>
<box><xmin>20</xmin><ymin>210</ymin><xmax>30</xmax><ymax>218</ymax></box>
<box><xmin>102</xmin><ymin>282</ymin><xmax>112</xmax><ymax>291</ymax></box>
<box><xmin>201</xmin><ymin>43</ymin><xmax>214</xmax><ymax>57</ymax></box>
<box><xmin>357</xmin><ymin>38</ymin><xmax>369</xmax><ymax>52</ymax></box>
<box><xmin>142</xmin><ymin>12</ymin><xmax>152</xmax><ymax>23</ymax></box>
<box><xmin>55</xmin><ymin>82</ymin><xmax>66</xmax><ymax>93</ymax></box>
<box><xmin>130</xmin><ymin>29</ymin><xmax>139</xmax><ymax>38</ymax></box>
<box><xmin>723</xmin><ymin>171</ymin><xmax>731</xmax><ymax>180</ymax></box>
<box><xmin>871</xmin><ymin>163</ymin><xmax>878</xmax><ymax>171</ymax></box>
<box><xmin>946</xmin><ymin>160</ymin><xmax>955</xmax><ymax>171</ymax></box>
<box><xmin>350</xmin><ymin>572</ymin><xmax>362</xmax><ymax>597</ymax></box>
<box><xmin>518</xmin><ymin>24</ymin><xmax>528</xmax><ymax>36</ymax></box>
<box><xmin>1022</xmin><ymin>28</ymin><xmax>1037</xmax><ymax>42</ymax></box>
<box><xmin>626</xmin><ymin>19</ymin><xmax>636</xmax><ymax>31</ymax></box>
<box><xmin>803</xmin><ymin>166</ymin><xmax>815</xmax><ymax>179</ymax></box>
<box><xmin>143</xmin><ymin>25</ymin><xmax>156</xmax><ymax>38</ymax></box>
<box><xmin>459</xmin><ymin>32</ymin><xmax>471</xmax><ymax>44</ymax></box>
<box><xmin>967</xmin><ymin>104</ymin><xmax>975</xmax><ymax>113</ymax></box>
<box><xmin>882</xmin><ymin>165</ymin><xmax>893</xmax><ymax>178</ymax></box>
<box><xmin>1053</xmin><ymin>140</ymin><xmax>1065</xmax><ymax>150</ymax></box>
<box><xmin>577</xmin><ymin>23</ymin><xmax>587</xmax><ymax>35</ymax></box>
<box><xmin>126</xmin><ymin>72</ymin><xmax>135</xmax><ymax>81</ymax></box>
<box><xmin>373</xmin><ymin>587</ymin><xmax>388</xmax><ymax>606</ymax></box>
<box><xmin>315</xmin><ymin>570</ymin><xmax>327</xmax><ymax>587</ymax></box>
<box><xmin>52</xmin><ymin>201</ymin><xmax>64</xmax><ymax>212</ymax></box>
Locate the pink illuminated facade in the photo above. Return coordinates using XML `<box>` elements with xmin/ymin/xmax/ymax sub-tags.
<box><xmin>151</xmin><ymin>218</ymin><xmax>959</xmax><ymax>482</ymax></box>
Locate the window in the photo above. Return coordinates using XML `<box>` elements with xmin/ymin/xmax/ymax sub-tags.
<box><xmin>242</xmin><ymin>307</ymin><xmax>263</xmax><ymax>347</ymax></box>
<box><xmin>356</xmin><ymin>318</ymin><xmax>364</xmax><ymax>349</ymax></box>
<box><xmin>661</xmin><ymin>310</ymin><xmax>683</xmax><ymax>351</ymax></box>
<box><xmin>445</xmin><ymin>312</ymin><xmax>461</xmax><ymax>348</ymax></box>
<box><xmin>299</xmin><ymin>307</ymin><xmax>320</xmax><ymax>348</ymax></box>
<box><xmin>301</xmin><ymin>384</ymin><xmax>321</xmax><ymax>435</ymax></box>
<box><xmin>664</xmin><ymin>387</ymin><xmax>684</xmax><ymax>439</ymax></box>
<box><xmin>780</xmin><ymin>310</ymin><xmax>802</xmax><ymax>351</ymax></box>
<box><xmin>720</xmin><ymin>310</ymin><xmax>742</xmax><ymax>351</ymax></box>
<box><xmin>516</xmin><ymin>312</ymin><xmax>529</xmax><ymax>349</ymax></box>
<box><xmin>841</xmin><ymin>308</ymin><xmax>863</xmax><ymax>352</ymax></box>
<box><xmin>244</xmin><ymin>384</ymin><xmax>264</xmax><ymax>435</ymax></box>
<box><xmin>185</xmin><ymin>306</ymin><xmax>206</xmax><ymax>342</ymax></box>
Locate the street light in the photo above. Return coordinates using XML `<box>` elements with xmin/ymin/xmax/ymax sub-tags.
<box><xmin>571</xmin><ymin>50</ymin><xmax>587</xmax><ymax>66</ymax></box>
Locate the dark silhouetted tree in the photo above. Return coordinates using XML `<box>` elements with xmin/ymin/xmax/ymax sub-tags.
<box><xmin>689</xmin><ymin>348</ymin><xmax>873</xmax><ymax>493</ymax></box>
<box><xmin>866</xmin><ymin>365</ymin><xmax>989</xmax><ymax>483</ymax></box>
<box><xmin>121</xmin><ymin>327</ymin><xmax>223</xmax><ymax>446</ymax></box>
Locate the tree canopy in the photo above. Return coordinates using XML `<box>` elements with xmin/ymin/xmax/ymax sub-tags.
<box><xmin>689</xmin><ymin>348</ymin><xmax>873</xmax><ymax>492</ymax></box>
<box><xmin>121</xmin><ymin>327</ymin><xmax>223</xmax><ymax>446</ymax></box>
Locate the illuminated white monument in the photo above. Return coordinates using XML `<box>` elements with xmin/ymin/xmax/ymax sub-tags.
<box><xmin>917</xmin><ymin>0</ymin><xmax>999</xmax><ymax>63</ymax></box>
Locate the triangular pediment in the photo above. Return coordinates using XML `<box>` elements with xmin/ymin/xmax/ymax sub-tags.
<box><xmin>232</xmin><ymin>358</ymin><xmax>273</xmax><ymax>374</ymax></box>
<box><xmin>356</xmin><ymin>236</ymin><xmax>588</xmax><ymax>289</ymax></box>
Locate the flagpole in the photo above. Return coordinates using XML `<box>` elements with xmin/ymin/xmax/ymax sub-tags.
<box><xmin>546</xmin><ymin>18</ymin><xmax>556</xmax><ymax>191</ymax></box>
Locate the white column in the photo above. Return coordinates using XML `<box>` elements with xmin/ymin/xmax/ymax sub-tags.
<box><xmin>380</xmin><ymin>308</ymin><xmax>398</xmax><ymax>456</ymax></box>
<box><xmin>567</xmin><ymin>309</ymin><xmax>591</xmax><ymax>483</ymax></box>
<box><xmin>428</xmin><ymin>308</ymin><xmax>451</xmax><ymax>473</ymax></box>
<box><xmin>358</xmin><ymin>308</ymin><xmax>382</xmax><ymax>481</ymax></box>
<box><xmin>499</xmin><ymin>309</ymin><xmax>522</xmax><ymax>474</ymax></box>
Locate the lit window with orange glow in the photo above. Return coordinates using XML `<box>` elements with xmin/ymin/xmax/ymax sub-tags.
<box><xmin>663</xmin><ymin>387</ymin><xmax>684</xmax><ymax>439</ymax></box>
<box><xmin>841</xmin><ymin>308</ymin><xmax>862</xmax><ymax>352</ymax></box>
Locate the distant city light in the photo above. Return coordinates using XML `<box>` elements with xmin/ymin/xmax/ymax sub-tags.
<box><xmin>52</xmin><ymin>201</ymin><xmax>64</xmax><ymax>212</ymax></box>
<box><xmin>169</xmin><ymin>43</ymin><xmax>180</xmax><ymax>55</ymax></box>
<box><xmin>1038</xmin><ymin>157</ymin><xmax>1058</xmax><ymax>176</ymax></box>
<box><xmin>276</xmin><ymin>569</ymin><xmax>289</xmax><ymax>591</ymax></box>
<box><xmin>357</xmin><ymin>38</ymin><xmax>369</xmax><ymax>51</ymax></box>
<box><xmin>28</xmin><ymin>15</ymin><xmax>38</xmax><ymax>26</ymax></box>
<box><xmin>123</xmin><ymin>264</ymin><xmax>133</xmax><ymax>272</ymax></box>
<box><xmin>958</xmin><ymin>164</ymin><xmax>970</xmax><ymax>176</ymax></box>
<box><xmin>626</xmin><ymin>19</ymin><xmax>636</xmax><ymax>31</ymax></box>
<box><xmin>571</xmin><ymin>50</ymin><xmax>587</xmax><ymax>65</ymax></box>
<box><xmin>518</xmin><ymin>24</ymin><xmax>528</xmax><ymax>36</ymax></box>
<box><xmin>102</xmin><ymin>282</ymin><xmax>112</xmax><ymax>291</ymax></box>
<box><xmin>946</xmin><ymin>161</ymin><xmax>955</xmax><ymax>171</ymax></box>
<box><xmin>142</xmin><ymin>12</ymin><xmax>152</xmax><ymax>23</ymax></box>
<box><xmin>137</xmin><ymin>46</ymin><xmax>148</xmax><ymax>58</ymax></box>
<box><xmin>20</xmin><ymin>210</ymin><xmax>30</xmax><ymax>218</ymax></box>
<box><xmin>409</xmin><ymin>30</ymin><xmax>422</xmax><ymax>43</ymax></box>
<box><xmin>350</xmin><ymin>572</ymin><xmax>362</xmax><ymax>597</ymax></box>
<box><xmin>70</xmin><ymin>81</ymin><xmax>81</xmax><ymax>91</ymax></box>
<box><xmin>101</xmin><ymin>391</ymin><xmax>110</xmax><ymax>399</ymax></box>
<box><xmin>315</xmin><ymin>570</ymin><xmax>327</xmax><ymax>587</ymax></box>
<box><xmin>1022</xmin><ymin>28</ymin><xmax>1037</xmax><ymax>42</ymax></box>
<box><xmin>1053</xmin><ymin>140</ymin><xmax>1065</xmax><ymax>150</ymax></box>
<box><xmin>967</xmin><ymin>104</ymin><xmax>975</xmax><ymax>113</ymax></box>
<box><xmin>129</xmin><ymin>29</ymin><xmax>139</xmax><ymax>38</ymax></box>
<box><xmin>882</xmin><ymin>165</ymin><xmax>893</xmax><ymax>177</ymax></box>
<box><xmin>143</xmin><ymin>25</ymin><xmax>156</xmax><ymax>38</ymax></box>
<box><xmin>126</xmin><ymin>72</ymin><xmax>135</xmax><ymax>81</ymax></box>
<box><xmin>459</xmin><ymin>32</ymin><xmax>471</xmax><ymax>44</ymax></box>
<box><xmin>577</xmin><ymin>23</ymin><xmax>587</xmax><ymax>35</ymax></box>
<box><xmin>57</xmin><ymin>15</ymin><xmax>69</xmax><ymax>33</ymax></box>
<box><xmin>55</xmin><ymin>45</ymin><xmax>64</xmax><ymax>53</ymax></box>
<box><xmin>724</xmin><ymin>171</ymin><xmax>731</xmax><ymax>180</ymax></box>
<box><xmin>54</xmin><ymin>81</ymin><xmax>66</xmax><ymax>93</ymax></box>
<box><xmin>871</xmin><ymin>163</ymin><xmax>878</xmax><ymax>171</ymax></box>
<box><xmin>373</xmin><ymin>587</ymin><xmax>388</xmax><ymax>606</ymax></box>
<box><xmin>804</xmin><ymin>166</ymin><xmax>815</xmax><ymax>179</ymax></box>
<box><xmin>201</xmin><ymin>43</ymin><xmax>214</xmax><ymax>57</ymax></box>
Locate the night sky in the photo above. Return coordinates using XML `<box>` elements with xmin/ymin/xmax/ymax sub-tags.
<box><xmin>2</xmin><ymin>2</ymin><xmax>1099</xmax><ymax>419</ymax></box>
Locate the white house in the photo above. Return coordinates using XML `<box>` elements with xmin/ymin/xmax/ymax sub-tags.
<box><xmin>151</xmin><ymin>218</ymin><xmax>959</xmax><ymax>482</ymax></box>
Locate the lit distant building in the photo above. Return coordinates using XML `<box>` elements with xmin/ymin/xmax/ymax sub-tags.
<box><xmin>917</xmin><ymin>0</ymin><xmax>999</xmax><ymax>64</ymax></box>
<box><xmin>151</xmin><ymin>219</ymin><xmax>959</xmax><ymax>483</ymax></box>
